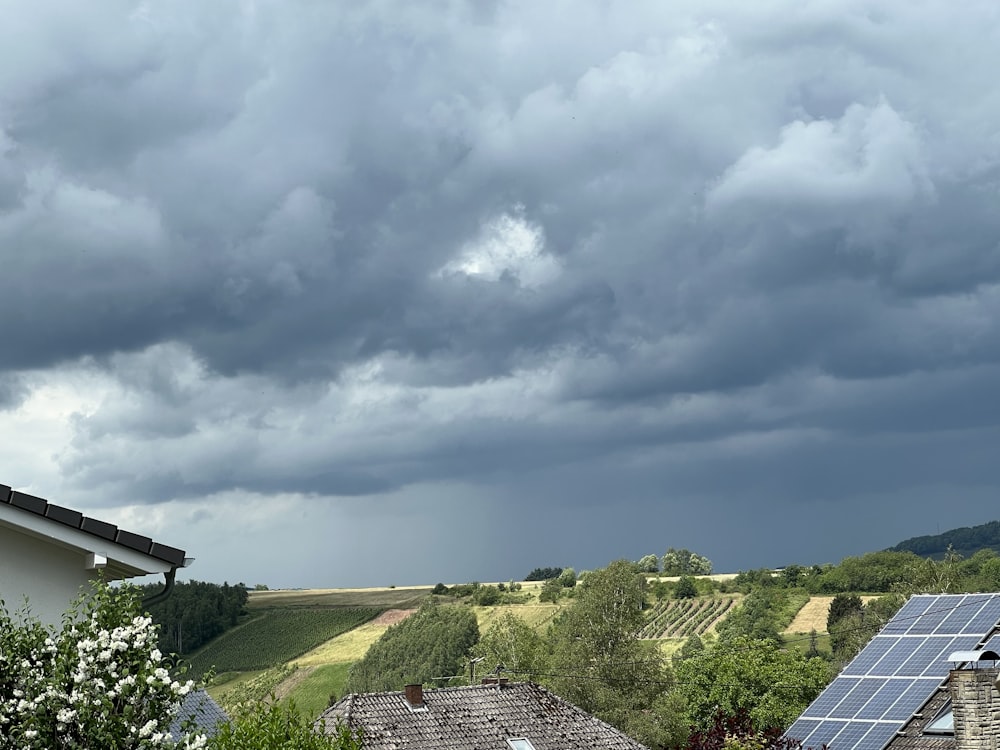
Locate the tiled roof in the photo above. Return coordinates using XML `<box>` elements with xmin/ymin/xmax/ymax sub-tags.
<box><xmin>315</xmin><ymin>681</ymin><xmax>650</xmax><ymax>750</ymax></box>
<box><xmin>0</xmin><ymin>483</ymin><xmax>186</xmax><ymax>566</ymax></box>
<box><xmin>884</xmin><ymin>688</ymin><xmax>954</xmax><ymax>750</ymax></box>
<box><xmin>170</xmin><ymin>689</ymin><xmax>229</xmax><ymax>740</ymax></box>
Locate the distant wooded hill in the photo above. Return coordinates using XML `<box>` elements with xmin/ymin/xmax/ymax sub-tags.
<box><xmin>888</xmin><ymin>520</ymin><xmax>1000</xmax><ymax>558</ymax></box>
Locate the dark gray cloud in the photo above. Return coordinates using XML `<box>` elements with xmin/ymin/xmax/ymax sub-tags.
<box><xmin>2</xmin><ymin>1</ymin><xmax>1000</xmax><ymax>585</ymax></box>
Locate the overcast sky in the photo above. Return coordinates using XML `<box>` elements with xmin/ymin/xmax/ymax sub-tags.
<box><xmin>3</xmin><ymin>1</ymin><xmax>1000</xmax><ymax>588</ymax></box>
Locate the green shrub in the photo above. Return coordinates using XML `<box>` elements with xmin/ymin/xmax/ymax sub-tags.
<box><xmin>208</xmin><ymin>699</ymin><xmax>361</xmax><ymax>750</ymax></box>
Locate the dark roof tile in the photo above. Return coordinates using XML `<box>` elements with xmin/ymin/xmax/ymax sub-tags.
<box><xmin>0</xmin><ymin>481</ymin><xmax>186</xmax><ymax>566</ymax></box>
<box><xmin>44</xmin><ymin>503</ymin><xmax>84</xmax><ymax>528</ymax></box>
<box><xmin>80</xmin><ymin>516</ymin><xmax>117</xmax><ymax>541</ymax></box>
<box><xmin>115</xmin><ymin>529</ymin><xmax>153</xmax><ymax>554</ymax></box>
<box><xmin>11</xmin><ymin>491</ymin><xmax>47</xmax><ymax>514</ymax></box>
<box><xmin>149</xmin><ymin>542</ymin><xmax>185</xmax><ymax>566</ymax></box>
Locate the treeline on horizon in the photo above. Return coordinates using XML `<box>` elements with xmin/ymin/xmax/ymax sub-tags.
<box><xmin>889</xmin><ymin>519</ymin><xmax>1000</xmax><ymax>558</ymax></box>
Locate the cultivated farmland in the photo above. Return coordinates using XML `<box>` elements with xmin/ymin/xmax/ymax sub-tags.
<box><xmin>247</xmin><ymin>587</ymin><xmax>429</xmax><ymax>610</ymax></box>
<box><xmin>187</xmin><ymin>608</ymin><xmax>381</xmax><ymax>676</ymax></box>
<box><xmin>639</xmin><ymin>596</ymin><xmax>740</xmax><ymax>639</ymax></box>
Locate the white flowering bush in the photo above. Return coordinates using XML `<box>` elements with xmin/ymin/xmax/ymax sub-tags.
<box><xmin>0</xmin><ymin>581</ymin><xmax>205</xmax><ymax>750</ymax></box>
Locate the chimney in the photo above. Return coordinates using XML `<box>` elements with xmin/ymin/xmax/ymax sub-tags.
<box><xmin>948</xmin><ymin>662</ymin><xmax>1000</xmax><ymax>750</ymax></box>
<box><xmin>481</xmin><ymin>677</ymin><xmax>509</xmax><ymax>686</ymax></box>
<box><xmin>404</xmin><ymin>683</ymin><xmax>424</xmax><ymax>709</ymax></box>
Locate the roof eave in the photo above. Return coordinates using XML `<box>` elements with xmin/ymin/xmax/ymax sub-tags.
<box><xmin>0</xmin><ymin>503</ymin><xmax>175</xmax><ymax>576</ymax></box>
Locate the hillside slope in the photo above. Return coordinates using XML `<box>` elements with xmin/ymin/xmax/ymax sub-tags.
<box><xmin>888</xmin><ymin>520</ymin><xmax>1000</xmax><ymax>558</ymax></box>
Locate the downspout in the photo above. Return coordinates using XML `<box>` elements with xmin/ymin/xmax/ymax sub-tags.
<box><xmin>141</xmin><ymin>566</ymin><xmax>178</xmax><ymax>608</ymax></box>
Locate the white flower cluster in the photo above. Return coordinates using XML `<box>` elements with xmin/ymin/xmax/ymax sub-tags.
<box><xmin>0</xmin><ymin>585</ymin><xmax>207</xmax><ymax>750</ymax></box>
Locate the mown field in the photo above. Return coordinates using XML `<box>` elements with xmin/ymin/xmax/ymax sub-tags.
<box><xmin>783</xmin><ymin>595</ymin><xmax>880</xmax><ymax>634</ymax></box>
<box><xmin>247</xmin><ymin>587</ymin><xmax>431</xmax><ymax>610</ymax></box>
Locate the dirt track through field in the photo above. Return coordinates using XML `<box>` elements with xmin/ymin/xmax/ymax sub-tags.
<box><xmin>372</xmin><ymin>609</ymin><xmax>417</xmax><ymax>627</ymax></box>
<box><xmin>273</xmin><ymin>665</ymin><xmax>316</xmax><ymax>700</ymax></box>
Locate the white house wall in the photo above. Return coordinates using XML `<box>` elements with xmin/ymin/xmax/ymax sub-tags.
<box><xmin>0</xmin><ymin>524</ymin><xmax>96</xmax><ymax>628</ymax></box>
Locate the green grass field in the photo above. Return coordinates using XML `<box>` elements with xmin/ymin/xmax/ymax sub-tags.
<box><xmin>187</xmin><ymin>608</ymin><xmax>381</xmax><ymax>676</ymax></box>
<box><xmin>283</xmin><ymin>663</ymin><xmax>353</xmax><ymax>719</ymax></box>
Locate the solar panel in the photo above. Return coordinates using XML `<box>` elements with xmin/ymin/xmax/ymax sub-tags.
<box><xmin>853</xmin><ymin>722</ymin><xmax>898</xmax><ymax>750</ymax></box>
<box><xmin>983</xmin><ymin>633</ymin><xmax>1000</xmax><ymax>652</ymax></box>
<box><xmin>921</xmin><ymin>636</ymin><xmax>981</xmax><ymax>676</ymax></box>
<box><xmin>786</xmin><ymin>718</ymin><xmax>821</xmax><ymax>741</ymax></box>
<box><xmin>843</xmin><ymin>638</ymin><xmax>896</xmax><ymax>675</ymax></box>
<box><xmin>963</xmin><ymin>596</ymin><xmax>1000</xmax><ymax>634</ymax></box>
<box><xmin>834</xmin><ymin>720</ymin><xmax>878</xmax><ymax>749</ymax></box>
<box><xmin>883</xmin><ymin>679</ymin><xmax>941</xmax><ymax>721</ymax></box>
<box><xmin>881</xmin><ymin>597</ymin><xmax>933</xmax><ymax>633</ymax></box>
<box><xmin>936</xmin><ymin>595</ymin><xmax>984</xmax><ymax>634</ymax></box>
<box><xmin>786</xmin><ymin>594</ymin><xmax>1000</xmax><ymax>750</ymax></box>
<box><xmin>806</xmin><ymin>677</ymin><xmax>858</xmax><ymax>715</ymax></box>
<box><xmin>853</xmin><ymin>680</ymin><xmax>910</xmax><ymax>720</ymax></box>
<box><xmin>877</xmin><ymin>638</ymin><xmax>923</xmax><ymax>673</ymax></box>
<box><xmin>808</xmin><ymin>719</ymin><xmax>849</xmax><ymax>747</ymax></box>
<box><xmin>829</xmin><ymin>679</ymin><xmax>886</xmax><ymax>719</ymax></box>
<box><xmin>906</xmin><ymin>603</ymin><xmax>951</xmax><ymax>634</ymax></box>
<box><xmin>897</xmin><ymin>637</ymin><xmax>955</xmax><ymax>676</ymax></box>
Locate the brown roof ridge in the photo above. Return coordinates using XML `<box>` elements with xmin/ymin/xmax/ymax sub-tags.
<box><xmin>0</xmin><ymin>483</ymin><xmax>186</xmax><ymax>567</ymax></box>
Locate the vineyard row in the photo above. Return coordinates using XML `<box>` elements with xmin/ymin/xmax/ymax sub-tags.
<box><xmin>638</xmin><ymin>597</ymin><xmax>737</xmax><ymax>639</ymax></box>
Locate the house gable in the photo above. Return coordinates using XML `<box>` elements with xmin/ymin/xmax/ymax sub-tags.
<box><xmin>0</xmin><ymin>483</ymin><xmax>188</xmax><ymax>626</ymax></box>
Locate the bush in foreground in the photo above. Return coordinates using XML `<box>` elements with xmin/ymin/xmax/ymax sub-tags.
<box><xmin>0</xmin><ymin>581</ymin><xmax>360</xmax><ymax>750</ymax></box>
<box><xmin>208</xmin><ymin>700</ymin><xmax>361</xmax><ymax>750</ymax></box>
<box><xmin>0</xmin><ymin>581</ymin><xmax>203</xmax><ymax>750</ymax></box>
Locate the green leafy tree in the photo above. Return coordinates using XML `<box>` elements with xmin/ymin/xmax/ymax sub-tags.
<box><xmin>538</xmin><ymin>578</ymin><xmax>563</xmax><ymax>603</ymax></box>
<box><xmin>690</xmin><ymin>554</ymin><xmax>713</xmax><ymax>575</ymax></box>
<box><xmin>779</xmin><ymin>565</ymin><xmax>804</xmax><ymax>587</ymax></box>
<box><xmin>674</xmin><ymin>635</ymin><xmax>831</xmax><ymax>733</ymax></box>
<box><xmin>346</xmin><ymin>602</ymin><xmax>478</xmax><ymax>693</ymax></box>
<box><xmin>637</xmin><ymin>554</ymin><xmax>660</xmax><ymax>573</ymax></box>
<box><xmin>675</xmin><ymin>576</ymin><xmax>699</xmax><ymax>600</ymax></box>
<box><xmin>208</xmin><ymin>699</ymin><xmax>361</xmax><ymax>750</ymax></box>
<box><xmin>472</xmin><ymin>585</ymin><xmax>501</xmax><ymax>606</ymax></box>
<box><xmin>673</xmin><ymin>633</ymin><xmax>706</xmax><ymax>663</ymax></box>
<box><xmin>715</xmin><ymin>589</ymin><xmax>783</xmax><ymax>644</ymax></box>
<box><xmin>471</xmin><ymin>612</ymin><xmax>545</xmax><ymax>678</ymax></box>
<box><xmin>136</xmin><ymin>580</ymin><xmax>249</xmax><ymax>656</ymax></box>
<box><xmin>545</xmin><ymin>561</ymin><xmax>686</xmax><ymax>748</ymax></box>
<box><xmin>827</xmin><ymin>594</ymin><xmax>863</xmax><ymax>631</ymax></box>
<box><xmin>663</xmin><ymin>548</ymin><xmax>714</xmax><ymax>576</ymax></box>
<box><xmin>558</xmin><ymin>567</ymin><xmax>577</xmax><ymax>588</ymax></box>
<box><xmin>525</xmin><ymin>567</ymin><xmax>564</xmax><ymax>581</ymax></box>
<box><xmin>829</xmin><ymin>593</ymin><xmax>903</xmax><ymax>664</ymax></box>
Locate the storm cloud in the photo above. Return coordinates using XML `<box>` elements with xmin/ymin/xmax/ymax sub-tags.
<box><xmin>3</xmin><ymin>1</ymin><xmax>1000</xmax><ymax>585</ymax></box>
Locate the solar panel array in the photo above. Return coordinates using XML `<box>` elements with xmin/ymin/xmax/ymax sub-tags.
<box><xmin>785</xmin><ymin>594</ymin><xmax>1000</xmax><ymax>750</ymax></box>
